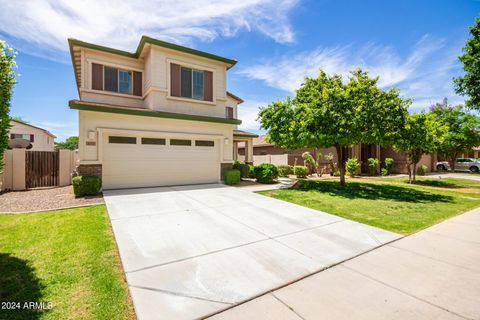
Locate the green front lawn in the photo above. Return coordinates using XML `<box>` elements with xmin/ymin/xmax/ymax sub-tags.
<box><xmin>259</xmin><ymin>177</ymin><xmax>480</xmax><ymax>234</ymax></box>
<box><xmin>0</xmin><ymin>205</ymin><xmax>135</xmax><ymax>320</ymax></box>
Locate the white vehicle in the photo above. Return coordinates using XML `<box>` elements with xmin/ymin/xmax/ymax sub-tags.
<box><xmin>436</xmin><ymin>158</ymin><xmax>480</xmax><ymax>173</ymax></box>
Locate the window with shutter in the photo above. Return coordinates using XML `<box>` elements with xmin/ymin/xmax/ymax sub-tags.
<box><xmin>92</xmin><ymin>63</ymin><xmax>103</xmax><ymax>90</ymax></box>
<box><xmin>104</xmin><ymin>66</ymin><xmax>119</xmax><ymax>92</ymax></box>
<box><xmin>226</xmin><ymin>107</ymin><xmax>234</xmax><ymax>119</ymax></box>
<box><xmin>172</xmin><ymin>64</ymin><xmax>213</xmax><ymax>102</ymax></box>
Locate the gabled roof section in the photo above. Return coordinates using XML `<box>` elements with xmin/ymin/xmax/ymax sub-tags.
<box><xmin>11</xmin><ymin>120</ymin><xmax>57</xmax><ymax>138</ymax></box>
<box><xmin>227</xmin><ymin>91</ymin><xmax>244</xmax><ymax>104</ymax></box>
<box><xmin>68</xmin><ymin>36</ymin><xmax>238</xmax><ymax>96</ymax></box>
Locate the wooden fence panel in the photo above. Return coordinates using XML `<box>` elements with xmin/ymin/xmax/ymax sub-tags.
<box><xmin>25</xmin><ymin>151</ymin><xmax>59</xmax><ymax>188</ymax></box>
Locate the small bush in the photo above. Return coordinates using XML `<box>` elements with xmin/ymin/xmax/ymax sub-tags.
<box><xmin>345</xmin><ymin>158</ymin><xmax>360</xmax><ymax>177</ymax></box>
<box><xmin>384</xmin><ymin>157</ymin><xmax>394</xmax><ymax>175</ymax></box>
<box><xmin>367</xmin><ymin>158</ymin><xmax>379</xmax><ymax>176</ymax></box>
<box><xmin>232</xmin><ymin>161</ymin><xmax>250</xmax><ymax>178</ymax></box>
<box><xmin>248</xmin><ymin>164</ymin><xmax>256</xmax><ymax>178</ymax></box>
<box><xmin>232</xmin><ymin>160</ymin><xmax>241</xmax><ymax>168</ymax></box>
<box><xmin>254</xmin><ymin>163</ymin><xmax>278</xmax><ymax>184</ymax></box>
<box><xmin>294</xmin><ymin>165</ymin><xmax>308</xmax><ymax>178</ymax></box>
<box><xmin>277</xmin><ymin>164</ymin><xmax>291</xmax><ymax>177</ymax></box>
<box><xmin>381</xmin><ymin>168</ymin><xmax>389</xmax><ymax>176</ymax></box>
<box><xmin>238</xmin><ymin>163</ymin><xmax>250</xmax><ymax>178</ymax></box>
<box><xmin>417</xmin><ymin>165</ymin><xmax>428</xmax><ymax>176</ymax></box>
<box><xmin>325</xmin><ymin>153</ymin><xmax>338</xmax><ymax>176</ymax></box>
<box><xmin>72</xmin><ymin>175</ymin><xmax>102</xmax><ymax>197</ymax></box>
<box><xmin>224</xmin><ymin>169</ymin><xmax>241</xmax><ymax>185</ymax></box>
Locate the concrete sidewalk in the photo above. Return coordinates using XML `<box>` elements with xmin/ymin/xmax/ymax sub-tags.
<box><xmin>210</xmin><ymin>208</ymin><xmax>480</xmax><ymax>320</ymax></box>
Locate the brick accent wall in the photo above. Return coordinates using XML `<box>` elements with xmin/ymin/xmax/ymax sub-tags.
<box><xmin>220</xmin><ymin>163</ymin><xmax>233</xmax><ymax>181</ymax></box>
<box><xmin>77</xmin><ymin>164</ymin><xmax>102</xmax><ymax>178</ymax></box>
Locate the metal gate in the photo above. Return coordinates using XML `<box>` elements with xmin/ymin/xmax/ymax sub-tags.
<box><xmin>25</xmin><ymin>151</ymin><xmax>59</xmax><ymax>188</ymax></box>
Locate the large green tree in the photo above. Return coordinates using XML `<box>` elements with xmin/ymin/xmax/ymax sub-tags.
<box><xmin>394</xmin><ymin>112</ymin><xmax>445</xmax><ymax>183</ymax></box>
<box><xmin>55</xmin><ymin>136</ymin><xmax>79</xmax><ymax>151</ymax></box>
<box><xmin>430</xmin><ymin>99</ymin><xmax>480</xmax><ymax>171</ymax></box>
<box><xmin>0</xmin><ymin>40</ymin><xmax>16</xmax><ymax>171</ymax></box>
<box><xmin>454</xmin><ymin>17</ymin><xmax>480</xmax><ymax>110</ymax></box>
<box><xmin>258</xmin><ymin>69</ymin><xmax>410</xmax><ymax>186</ymax></box>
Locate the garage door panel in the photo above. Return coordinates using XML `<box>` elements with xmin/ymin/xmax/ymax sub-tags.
<box><xmin>103</xmin><ymin>135</ymin><xmax>220</xmax><ymax>189</ymax></box>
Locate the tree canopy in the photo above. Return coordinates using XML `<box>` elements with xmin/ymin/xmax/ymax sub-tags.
<box><xmin>454</xmin><ymin>17</ymin><xmax>480</xmax><ymax>110</ymax></box>
<box><xmin>0</xmin><ymin>40</ymin><xmax>16</xmax><ymax>172</ymax></box>
<box><xmin>55</xmin><ymin>136</ymin><xmax>79</xmax><ymax>151</ymax></box>
<box><xmin>394</xmin><ymin>112</ymin><xmax>445</xmax><ymax>183</ymax></box>
<box><xmin>258</xmin><ymin>68</ymin><xmax>410</xmax><ymax>185</ymax></box>
<box><xmin>430</xmin><ymin>99</ymin><xmax>480</xmax><ymax>170</ymax></box>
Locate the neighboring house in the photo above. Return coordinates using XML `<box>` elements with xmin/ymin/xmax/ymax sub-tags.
<box><xmin>238</xmin><ymin>135</ymin><xmax>436</xmax><ymax>174</ymax></box>
<box><xmin>68</xmin><ymin>36</ymin><xmax>257</xmax><ymax>189</ymax></box>
<box><xmin>9</xmin><ymin>120</ymin><xmax>56</xmax><ymax>151</ymax></box>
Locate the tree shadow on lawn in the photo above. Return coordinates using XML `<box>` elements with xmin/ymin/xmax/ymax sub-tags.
<box><xmin>0</xmin><ymin>253</ymin><xmax>48</xmax><ymax>320</ymax></box>
<box><xmin>297</xmin><ymin>180</ymin><xmax>453</xmax><ymax>203</ymax></box>
<box><xmin>412</xmin><ymin>179</ymin><xmax>467</xmax><ymax>189</ymax></box>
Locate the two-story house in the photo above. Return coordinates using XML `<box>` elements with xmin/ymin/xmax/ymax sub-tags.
<box><xmin>9</xmin><ymin>119</ymin><xmax>56</xmax><ymax>151</ymax></box>
<box><xmin>68</xmin><ymin>36</ymin><xmax>257</xmax><ymax>189</ymax></box>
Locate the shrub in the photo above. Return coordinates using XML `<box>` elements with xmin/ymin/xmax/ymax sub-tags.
<box><xmin>238</xmin><ymin>163</ymin><xmax>250</xmax><ymax>178</ymax></box>
<box><xmin>277</xmin><ymin>164</ymin><xmax>291</xmax><ymax>177</ymax></box>
<box><xmin>248</xmin><ymin>164</ymin><xmax>255</xmax><ymax>178</ymax></box>
<box><xmin>224</xmin><ymin>169</ymin><xmax>241</xmax><ymax>185</ymax></box>
<box><xmin>381</xmin><ymin>168</ymin><xmax>389</xmax><ymax>176</ymax></box>
<box><xmin>232</xmin><ymin>161</ymin><xmax>250</xmax><ymax>178</ymax></box>
<box><xmin>72</xmin><ymin>175</ymin><xmax>102</xmax><ymax>197</ymax></box>
<box><xmin>254</xmin><ymin>163</ymin><xmax>278</xmax><ymax>183</ymax></box>
<box><xmin>302</xmin><ymin>152</ymin><xmax>317</xmax><ymax>174</ymax></box>
<box><xmin>367</xmin><ymin>158</ymin><xmax>379</xmax><ymax>175</ymax></box>
<box><xmin>232</xmin><ymin>160</ymin><xmax>241</xmax><ymax>168</ymax></box>
<box><xmin>294</xmin><ymin>165</ymin><xmax>308</xmax><ymax>178</ymax></box>
<box><xmin>384</xmin><ymin>157</ymin><xmax>394</xmax><ymax>175</ymax></box>
<box><xmin>325</xmin><ymin>153</ymin><xmax>338</xmax><ymax>176</ymax></box>
<box><xmin>417</xmin><ymin>165</ymin><xmax>428</xmax><ymax>176</ymax></box>
<box><xmin>345</xmin><ymin>158</ymin><xmax>360</xmax><ymax>177</ymax></box>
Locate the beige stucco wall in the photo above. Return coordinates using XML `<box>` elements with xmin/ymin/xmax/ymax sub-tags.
<box><xmin>9</xmin><ymin>121</ymin><xmax>55</xmax><ymax>151</ymax></box>
<box><xmin>78</xmin><ymin>45</ymin><xmax>238</xmax><ymax>118</ymax></box>
<box><xmin>78</xmin><ymin>110</ymin><xmax>234</xmax><ymax>164</ymax></box>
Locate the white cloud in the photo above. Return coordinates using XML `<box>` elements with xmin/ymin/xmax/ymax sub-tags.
<box><xmin>237</xmin><ymin>100</ymin><xmax>267</xmax><ymax>132</ymax></box>
<box><xmin>0</xmin><ymin>0</ymin><xmax>297</xmax><ymax>61</ymax></box>
<box><xmin>238</xmin><ymin>35</ymin><xmax>464</xmax><ymax>111</ymax></box>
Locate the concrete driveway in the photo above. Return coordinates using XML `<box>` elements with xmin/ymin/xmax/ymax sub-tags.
<box><xmin>104</xmin><ymin>184</ymin><xmax>400</xmax><ymax>320</ymax></box>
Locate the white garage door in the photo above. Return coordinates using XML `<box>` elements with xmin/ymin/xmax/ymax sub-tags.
<box><xmin>102</xmin><ymin>133</ymin><xmax>220</xmax><ymax>189</ymax></box>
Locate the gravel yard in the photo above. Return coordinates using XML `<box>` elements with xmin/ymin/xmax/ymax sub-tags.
<box><xmin>0</xmin><ymin>186</ymin><xmax>103</xmax><ymax>213</ymax></box>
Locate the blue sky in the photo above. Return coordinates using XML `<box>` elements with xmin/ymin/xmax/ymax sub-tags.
<box><xmin>0</xmin><ymin>0</ymin><xmax>479</xmax><ymax>141</ymax></box>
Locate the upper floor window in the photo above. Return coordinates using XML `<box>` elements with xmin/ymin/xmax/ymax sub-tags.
<box><xmin>171</xmin><ymin>63</ymin><xmax>213</xmax><ymax>101</ymax></box>
<box><xmin>92</xmin><ymin>63</ymin><xmax>142</xmax><ymax>96</ymax></box>
<box><xmin>104</xmin><ymin>67</ymin><xmax>132</xmax><ymax>95</ymax></box>
<box><xmin>11</xmin><ymin>133</ymin><xmax>34</xmax><ymax>142</ymax></box>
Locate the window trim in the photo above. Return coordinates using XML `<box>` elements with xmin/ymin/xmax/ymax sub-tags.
<box><xmin>141</xmin><ymin>137</ymin><xmax>166</xmax><ymax>145</ymax></box>
<box><xmin>108</xmin><ymin>136</ymin><xmax>137</xmax><ymax>144</ymax></box>
<box><xmin>170</xmin><ymin>139</ymin><xmax>192</xmax><ymax>146</ymax></box>
<box><xmin>104</xmin><ymin>66</ymin><xmax>133</xmax><ymax>95</ymax></box>
<box><xmin>195</xmin><ymin>140</ymin><xmax>215</xmax><ymax>147</ymax></box>
<box><xmin>167</xmin><ymin>59</ymin><xmax>216</xmax><ymax>104</ymax></box>
<box><xmin>180</xmin><ymin>67</ymin><xmax>205</xmax><ymax>101</ymax></box>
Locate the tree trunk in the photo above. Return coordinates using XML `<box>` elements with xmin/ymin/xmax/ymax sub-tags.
<box><xmin>335</xmin><ymin>144</ymin><xmax>346</xmax><ymax>186</ymax></box>
<box><xmin>412</xmin><ymin>162</ymin><xmax>417</xmax><ymax>183</ymax></box>
<box><xmin>449</xmin><ymin>153</ymin><xmax>457</xmax><ymax>172</ymax></box>
<box><xmin>407</xmin><ymin>162</ymin><xmax>412</xmax><ymax>184</ymax></box>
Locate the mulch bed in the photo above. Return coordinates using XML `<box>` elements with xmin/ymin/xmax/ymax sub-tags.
<box><xmin>0</xmin><ymin>186</ymin><xmax>103</xmax><ymax>213</ymax></box>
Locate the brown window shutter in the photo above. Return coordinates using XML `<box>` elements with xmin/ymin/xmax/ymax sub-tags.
<box><xmin>10</xmin><ymin>133</ymin><xmax>14</xmax><ymax>139</ymax></box>
<box><xmin>92</xmin><ymin>63</ymin><xmax>103</xmax><ymax>90</ymax></box>
<box><xmin>30</xmin><ymin>134</ymin><xmax>34</xmax><ymax>142</ymax></box>
<box><xmin>226</xmin><ymin>107</ymin><xmax>234</xmax><ymax>119</ymax></box>
<box><xmin>170</xmin><ymin>63</ymin><xmax>181</xmax><ymax>97</ymax></box>
<box><xmin>133</xmin><ymin>71</ymin><xmax>142</xmax><ymax>96</ymax></box>
<box><xmin>204</xmin><ymin>71</ymin><xmax>213</xmax><ymax>101</ymax></box>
